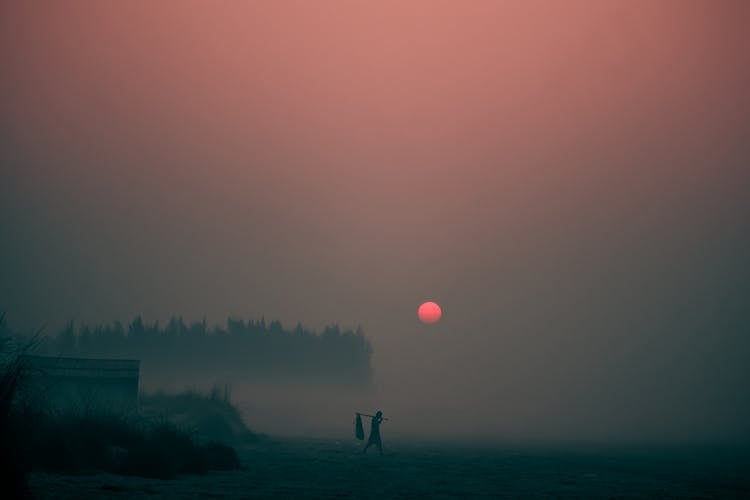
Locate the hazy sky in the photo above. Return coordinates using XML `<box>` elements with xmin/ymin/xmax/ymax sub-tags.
<box><xmin>2</xmin><ymin>1</ymin><xmax>749</xmax><ymax>442</ymax></box>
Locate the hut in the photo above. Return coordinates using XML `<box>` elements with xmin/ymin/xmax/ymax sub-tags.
<box><xmin>20</xmin><ymin>355</ymin><xmax>140</xmax><ymax>413</ymax></box>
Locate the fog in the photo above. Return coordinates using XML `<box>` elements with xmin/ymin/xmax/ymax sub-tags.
<box><xmin>2</xmin><ymin>1</ymin><xmax>749</xmax><ymax>444</ymax></box>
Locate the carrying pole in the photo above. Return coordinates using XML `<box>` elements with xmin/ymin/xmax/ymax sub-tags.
<box><xmin>357</xmin><ymin>412</ymin><xmax>390</xmax><ymax>421</ymax></box>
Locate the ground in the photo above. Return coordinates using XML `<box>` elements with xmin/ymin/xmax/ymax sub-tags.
<box><xmin>29</xmin><ymin>438</ymin><xmax>750</xmax><ymax>499</ymax></box>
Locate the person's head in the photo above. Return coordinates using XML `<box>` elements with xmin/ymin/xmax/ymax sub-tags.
<box><xmin>376</xmin><ymin>410</ymin><xmax>382</xmax><ymax>417</ymax></box>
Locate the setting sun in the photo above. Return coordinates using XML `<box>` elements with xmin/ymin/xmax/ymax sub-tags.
<box><xmin>418</xmin><ymin>301</ymin><xmax>442</xmax><ymax>324</ymax></box>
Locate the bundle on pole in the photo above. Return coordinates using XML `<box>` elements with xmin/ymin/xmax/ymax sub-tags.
<box><xmin>354</xmin><ymin>413</ymin><xmax>364</xmax><ymax>440</ymax></box>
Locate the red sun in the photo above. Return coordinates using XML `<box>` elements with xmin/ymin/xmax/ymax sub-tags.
<box><xmin>418</xmin><ymin>301</ymin><xmax>442</xmax><ymax>324</ymax></box>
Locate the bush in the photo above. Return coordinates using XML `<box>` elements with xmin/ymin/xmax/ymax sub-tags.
<box><xmin>139</xmin><ymin>388</ymin><xmax>260</xmax><ymax>444</ymax></box>
<box><xmin>199</xmin><ymin>442</ymin><xmax>242</xmax><ymax>470</ymax></box>
<box><xmin>18</xmin><ymin>410</ymin><xmax>140</xmax><ymax>474</ymax></box>
<box><xmin>121</xmin><ymin>421</ymin><xmax>241</xmax><ymax>479</ymax></box>
<box><xmin>13</xmin><ymin>410</ymin><xmax>240</xmax><ymax>479</ymax></box>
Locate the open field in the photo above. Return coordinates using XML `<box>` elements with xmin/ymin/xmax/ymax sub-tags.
<box><xmin>30</xmin><ymin>438</ymin><xmax>750</xmax><ymax>499</ymax></box>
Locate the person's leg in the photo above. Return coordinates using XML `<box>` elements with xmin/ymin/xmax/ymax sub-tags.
<box><xmin>363</xmin><ymin>442</ymin><xmax>370</xmax><ymax>454</ymax></box>
<box><xmin>377</xmin><ymin>440</ymin><xmax>382</xmax><ymax>455</ymax></box>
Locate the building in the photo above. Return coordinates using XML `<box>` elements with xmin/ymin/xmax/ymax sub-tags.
<box><xmin>20</xmin><ymin>355</ymin><xmax>140</xmax><ymax>413</ymax></box>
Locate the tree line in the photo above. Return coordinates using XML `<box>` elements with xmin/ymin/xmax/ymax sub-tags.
<box><xmin>9</xmin><ymin>316</ymin><xmax>374</xmax><ymax>389</ymax></box>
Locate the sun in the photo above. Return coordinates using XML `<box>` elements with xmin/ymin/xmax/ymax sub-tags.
<box><xmin>418</xmin><ymin>301</ymin><xmax>442</xmax><ymax>324</ymax></box>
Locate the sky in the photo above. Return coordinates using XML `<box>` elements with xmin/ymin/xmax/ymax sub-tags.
<box><xmin>2</xmin><ymin>1</ymin><xmax>749</xmax><ymax>443</ymax></box>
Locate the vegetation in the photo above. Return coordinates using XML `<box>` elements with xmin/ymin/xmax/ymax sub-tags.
<box><xmin>18</xmin><ymin>316</ymin><xmax>373</xmax><ymax>388</ymax></box>
<box><xmin>3</xmin><ymin>311</ymin><xmax>371</xmax><ymax>484</ymax></box>
<box><xmin>140</xmin><ymin>387</ymin><xmax>260</xmax><ymax>445</ymax></box>
<box><xmin>8</xmin><ymin>389</ymin><xmax>246</xmax><ymax>480</ymax></box>
<box><xmin>3</xmin><ymin>313</ymin><xmax>249</xmax><ymax>483</ymax></box>
<box><xmin>13</xmin><ymin>408</ymin><xmax>241</xmax><ymax>479</ymax></box>
<box><xmin>1</xmin><ymin>313</ymin><xmax>37</xmax><ymax>498</ymax></box>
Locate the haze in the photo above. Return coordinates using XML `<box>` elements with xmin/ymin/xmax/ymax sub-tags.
<box><xmin>1</xmin><ymin>1</ymin><xmax>749</xmax><ymax>443</ymax></box>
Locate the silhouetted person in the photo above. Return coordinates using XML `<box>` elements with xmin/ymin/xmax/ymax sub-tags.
<box><xmin>362</xmin><ymin>410</ymin><xmax>384</xmax><ymax>455</ymax></box>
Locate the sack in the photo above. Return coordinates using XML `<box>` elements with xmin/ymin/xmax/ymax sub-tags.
<box><xmin>355</xmin><ymin>413</ymin><xmax>364</xmax><ymax>440</ymax></box>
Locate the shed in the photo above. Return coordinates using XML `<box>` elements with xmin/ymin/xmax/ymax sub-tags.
<box><xmin>20</xmin><ymin>355</ymin><xmax>140</xmax><ymax>413</ymax></box>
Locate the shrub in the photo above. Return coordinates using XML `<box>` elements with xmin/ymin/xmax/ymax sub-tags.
<box><xmin>13</xmin><ymin>408</ymin><xmax>242</xmax><ymax>479</ymax></box>
<box><xmin>119</xmin><ymin>422</ymin><xmax>241</xmax><ymax>479</ymax></box>
<box><xmin>139</xmin><ymin>388</ymin><xmax>259</xmax><ymax>444</ymax></box>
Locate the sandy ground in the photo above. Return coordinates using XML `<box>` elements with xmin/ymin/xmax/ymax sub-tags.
<box><xmin>30</xmin><ymin>438</ymin><xmax>750</xmax><ymax>499</ymax></box>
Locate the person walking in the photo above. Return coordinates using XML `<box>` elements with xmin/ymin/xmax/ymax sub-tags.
<box><xmin>362</xmin><ymin>410</ymin><xmax>384</xmax><ymax>455</ymax></box>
